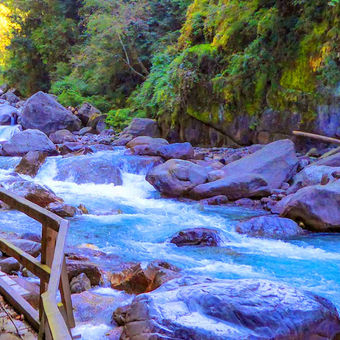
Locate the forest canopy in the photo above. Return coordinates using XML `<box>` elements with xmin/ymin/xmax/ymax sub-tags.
<box><xmin>0</xmin><ymin>0</ymin><xmax>340</xmax><ymax>130</ymax></box>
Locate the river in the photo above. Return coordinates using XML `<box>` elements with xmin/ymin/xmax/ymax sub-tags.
<box><xmin>0</xmin><ymin>149</ymin><xmax>340</xmax><ymax>339</ymax></box>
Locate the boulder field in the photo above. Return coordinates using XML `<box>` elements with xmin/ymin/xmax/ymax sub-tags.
<box><xmin>114</xmin><ymin>276</ymin><xmax>340</xmax><ymax>340</ymax></box>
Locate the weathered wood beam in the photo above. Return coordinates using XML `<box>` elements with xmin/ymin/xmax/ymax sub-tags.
<box><xmin>293</xmin><ymin>130</ymin><xmax>340</xmax><ymax>145</ymax></box>
<box><xmin>0</xmin><ymin>238</ymin><xmax>50</xmax><ymax>281</ymax></box>
<box><xmin>42</xmin><ymin>292</ymin><xmax>72</xmax><ymax>340</ymax></box>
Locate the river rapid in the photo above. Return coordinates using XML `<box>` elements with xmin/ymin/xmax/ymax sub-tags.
<box><xmin>0</xmin><ymin>149</ymin><xmax>340</xmax><ymax>339</ymax></box>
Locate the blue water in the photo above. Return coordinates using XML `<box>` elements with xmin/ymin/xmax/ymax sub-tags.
<box><xmin>1</xmin><ymin>150</ymin><xmax>340</xmax><ymax>338</ymax></box>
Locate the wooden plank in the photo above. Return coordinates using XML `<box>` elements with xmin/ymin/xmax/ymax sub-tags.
<box><xmin>0</xmin><ymin>276</ymin><xmax>40</xmax><ymax>331</ymax></box>
<box><xmin>0</xmin><ymin>188</ymin><xmax>62</xmax><ymax>232</ymax></box>
<box><xmin>48</xmin><ymin>221</ymin><xmax>68</xmax><ymax>295</ymax></box>
<box><xmin>0</xmin><ymin>238</ymin><xmax>50</xmax><ymax>281</ymax></box>
<box><xmin>59</xmin><ymin>256</ymin><xmax>75</xmax><ymax>328</ymax></box>
<box><xmin>42</xmin><ymin>292</ymin><xmax>72</xmax><ymax>340</ymax></box>
<box><xmin>293</xmin><ymin>130</ymin><xmax>340</xmax><ymax>145</ymax></box>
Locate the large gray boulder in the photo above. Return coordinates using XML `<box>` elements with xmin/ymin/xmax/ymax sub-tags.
<box><xmin>123</xmin><ymin>118</ymin><xmax>160</xmax><ymax>138</ymax></box>
<box><xmin>77</xmin><ymin>103</ymin><xmax>101</xmax><ymax>126</ymax></box>
<box><xmin>21</xmin><ymin>92</ymin><xmax>81</xmax><ymax>134</ymax></box>
<box><xmin>235</xmin><ymin>215</ymin><xmax>305</xmax><ymax>238</ymax></box>
<box><xmin>280</xmin><ymin>181</ymin><xmax>340</xmax><ymax>232</ymax></box>
<box><xmin>115</xmin><ymin>276</ymin><xmax>340</xmax><ymax>340</ymax></box>
<box><xmin>1</xmin><ymin>129</ymin><xmax>57</xmax><ymax>156</ymax></box>
<box><xmin>0</xmin><ymin>103</ymin><xmax>18</xmax><ymax>125</ymax></box>
<box><xmin>146</xmin><ymin>159</ymin><xmax>208</xmax><ymax>197</ymax></box>
<box><xmin>189</xmin><ymin>173</ymin><xmax>270</xmax><ymax>200</ymax></box>
<box><xmin>221</xmin><ymin>139</ymin><xmax>298</xmax><ymax>189</ymax></box>
<box><xmin>289</xmin><ymin>165</ymin><xmax>340</xmax><ymax>193</ymax></box>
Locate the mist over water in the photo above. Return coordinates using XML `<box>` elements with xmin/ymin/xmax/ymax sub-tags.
<box><xmin>1</xmin><ymin>149</ymin><xmax>340</xmax><ymax>338</ymax></box>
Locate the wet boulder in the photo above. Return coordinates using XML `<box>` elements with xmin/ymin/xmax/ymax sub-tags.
<box><xmin>21</xmin><ymin>92</ymin><xmax>81</xmax><ymax>134</ymax></box>
<box><xmin>77</xmin><ymin>103</ymin><xmax>101</xmax><ymax>126</ymax></box>
<box><xmin>0</xmin><ymin>103</ymin><xmax>18</xmax><ymax>125</ymax></box>
<box><xmin>47</xmin><ymin>202</ymin><xmax>77</xmax><ymax>218</ymax></box>
<box><xmin>1</xmin><ymin>129</ymin><xmax>57</xmax><ymax>156</ymax></box>
<box><xmin>280</xmin><ymin>181</ymin><xmax>340</xmax><ymax>232</ymax></box>
<box><xmin>189</xmin><ymin>173</ymin><xmax>270</xmax><ymax>200</ymax></box>
<box><xmin>5</xmin><ymin>179</ymin><xmax>62</xmax><ymax>208</ymax></box>
<box><xmin>66</xmin><ymin>259</ymin><xmax>103</xmax><ymax>286</ymax></box>
<box><xmin>170</xmin><ymin>228</ymin><xmax>222</xmax><ymax>247</ymax></box>
<box><xmin>0</xmin><ymin>257</ymin><xmax>20</xmax><ymax>274</ymax></box>
<box><xmin>15</xmin><ymin>151</ymin><xmax>47</xmax><ymax>177</ymax></box>
<box><xmin>116</xmin><ymin>276</ymin><xmax>340</xmax><ymax>340</ymax></box>
<box><xmin>200</xmin><ymin>195</ymin><xmax>229</xmax><ymax>205</ymax></box>
<box><xmin>146</xmin><ymin>159</ymin><xmax>208</xmax><ymax>197</ymax></box>
<box><xmin>0</xmin><ymin>90</ymin><xmax>20</xmax><ymax>105</ymax></box>
<box><xmin>49</xmin><ymin>129</ymin><xmax>77</xmax><ymax>144</ymax></box>
<box><xmin>157</xmin><ymin>142</ymin><xmax>194</xmax><ymax>160</ymax></box>
<box><xmin>70</xmin><ymin>273</ymin><xmax>91</xmax><ymax>294</ymax></box>
<box><xmin>11</xmin><ymin>239</ymin><xmax>41</xmax><ymax>257</ymax></box>
<box><xmin>235</xmin><ymin>215</ymin><xmax>305</xmax><ymax>238</ymax></box>
<box><xmin>110</xmin><ymin>261</ymin><xmax>180</xmax><ymax>295</ymax></box>
<box><xmin>221</xmin><ymin>139</ymin><xmax>298</xmax><ymax>190</ymax></box>
<box><xmin>127</xmin><ymin>136</ymin><xmax>168</xmax><ymax>148</ymax></box>
<box><xmin>58</xmin><ymin>142</ymin><xmax>93</xmax><ymax>156</ymax></box>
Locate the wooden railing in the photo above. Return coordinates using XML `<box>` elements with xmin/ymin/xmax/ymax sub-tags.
<box><xmin>0</xmin><ymin>188</ymin><xmax>76</xmax><ymax>339</ymax></box>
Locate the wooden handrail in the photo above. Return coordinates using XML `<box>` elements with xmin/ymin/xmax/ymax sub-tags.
<box><xmin>0</xmin><ymin>188</ymin><xmax>75</xmax><ymax>339</ymax></box>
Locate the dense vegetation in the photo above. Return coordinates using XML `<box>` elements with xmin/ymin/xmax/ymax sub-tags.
<box><xmin>1</xmin><ymin>0</ymin><xmax>340</xmax><ymax>131</ymax></box>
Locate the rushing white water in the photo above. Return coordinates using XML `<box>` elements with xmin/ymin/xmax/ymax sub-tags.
<box><xmin>1</xmin><ymin>149</ymin><xmax>340</xmax><ymax>338</ymax></box>
<box><xmin>0</xmin><ymin>125</ymin><xmax>20</xmax><ymax>142</ymax></box>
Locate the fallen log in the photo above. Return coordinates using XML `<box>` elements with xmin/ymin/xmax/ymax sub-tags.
<box><xmin>293</xmin><ymin>131</ymin><xmax>340</xmax><ymax>145</ymax></box>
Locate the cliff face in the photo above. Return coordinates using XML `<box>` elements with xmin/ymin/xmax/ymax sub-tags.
<box><xmin>135</xmin><ymin>0</ymin><xmax>340</xmax><ymax>149</ymax></box>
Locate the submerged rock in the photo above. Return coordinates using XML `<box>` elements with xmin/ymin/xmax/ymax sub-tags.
<box><xmin>146</xmin><ymin>159</ymin><xmax>208</xmax><ymax>197</ymax></box>
<box><xmin>116</xmin><ymin>276</ymin><xmax>340</xmax><ymax>340</ymax></box>
<box><xmin>20</xmin><ymin>91</ymin><xmax>81</xmax><ymax>134</ymax></box>
<box><xmin>170</xmin><ymin>228</ymin><xmax>222</xmax><ymax>247</ymax></box>
<box><xmin>280</xmin><ymin>181</ymin><xmax>340</xmax><ymax>232</ymax></box>
<box><xmin>236</xmin><ymin>215</ymin><xmax>305</xmax><ymax>238</ymax></box>
<box><xmin>1</xmin><ymin>129</ymin><xmax>57</xmax><ymax>156</ymax></box>
<box><xmin>15</xmin><ymin>151</ymin><xmax>47</xmax><ymax>177</ymax></box>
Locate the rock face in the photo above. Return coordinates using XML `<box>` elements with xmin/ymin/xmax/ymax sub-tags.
<box><xmin>236</xmin><ymin>215</ymin><xmax>305</xmax><ymax>238</ymax></box>
<box><xmin>20</xmin><ymin>92</ymin><xmax>81</xmax><ymax>134</ymax></box>
<box><xmin>280</xmin><ymin>181</ymin><xmax>340</xmax><ymax>232</ymax></box>
<box><xmin>170</xmin><ymin>228</ymin><xmax>222</xmax><ymax>246</ymax></box>
<box><xmin>2</xmin><ymin>129</ymin><xmax>57</xmax><ymax>156</ymax></box>
<box><xmin>146</xmin><ymin>159</ymin><xmax>208</xmax><ymax>197</ymax></box>
<box><xmin>116</xmin><ymin>276</ymin><xmax>340</xmax><ymax>340</ymax></box>
<box><xmin>15</xmin><ymin>151</ymin><xmax>47</xmax><ymax>177</ymax></box>
<box><xmin>189</xmin><ymin>173</ymin><xmax>270</xmax><ymax>200</ymax></box>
